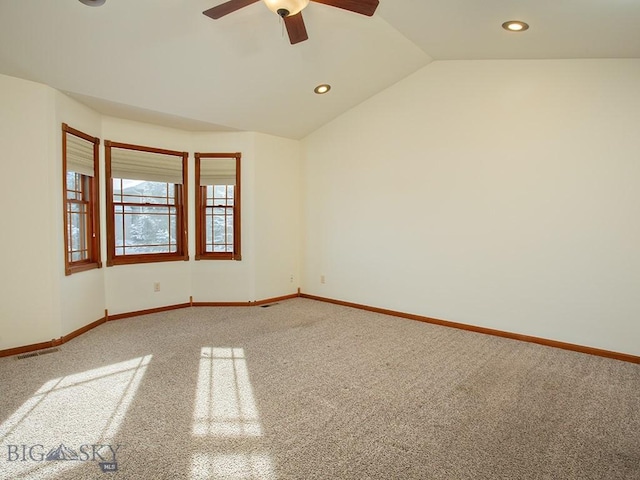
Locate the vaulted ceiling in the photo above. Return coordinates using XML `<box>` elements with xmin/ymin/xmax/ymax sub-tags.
<box><xmin>1</xmin><ymin>0</ymin><xmax>639</xmax><ymax>139</ymax></box>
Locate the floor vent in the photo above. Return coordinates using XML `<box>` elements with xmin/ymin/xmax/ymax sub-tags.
<box><xmin>16</xmin><ymin>352</ymin><xmax>38</xmax><ymax>360</ymax></box>
<box><xmin>16</xmin><ymin>347</ymin><xmax>60</xmax><ymax>360</ymax></box>
<box><xmin>260</xmin><ymin>303</ymin><xmax>279</xmax><ymax>308</ymax></box>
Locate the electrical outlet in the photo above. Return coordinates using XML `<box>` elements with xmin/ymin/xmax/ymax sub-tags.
<box><xmin>153</xmin><ymin>282</ymin><xmax>161</xmax><ymax>292</ymax></box>
<box><xmin>320</xmin><ymin>275</ymin><xmax>325</xmax><ymax>284</ymax></box>
<box><xmin>290</xmin><ymin>274</ymin><xmax>294</xmax><ymax>283</ymax></box>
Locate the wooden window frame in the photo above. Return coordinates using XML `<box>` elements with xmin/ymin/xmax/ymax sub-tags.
<box><xmin>195</xmin><ymin>152</ymin><xmax>242</xmax><ymax>261</ymax></box>
<box><xmin>62</xmin><ymin>124</ymin><xmax>101</xmax><ymax>276</ymax></box>
<box><xmin>105</xmin><ymin>141</ymin><xmax>188</xmax><ymax>266</ymax></box>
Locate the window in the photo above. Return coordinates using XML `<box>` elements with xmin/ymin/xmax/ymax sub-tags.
<box><xmin>105</xmin><ymin>141</ymin><xmax>188</xmax><ymax>266</ymax></box>
<box><xmin>195</xmin><ymin>153</ymin><xmax>241</xmax><ymax>260</ymax></box>
<box><xmin>62</xmin><ymin>124</ymin><xmax>101</xmax><ymax>275</ymax></box>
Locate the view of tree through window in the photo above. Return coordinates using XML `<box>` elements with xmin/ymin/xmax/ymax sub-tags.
<box><xmin>112</xmin><ymin>179</ymin><xmax>178</xmax><ymax>255</ymax></box>
<box><xmin>205</xmin><ymin>185</ymin><xmax>234</xmax><ymax>253</ymax></box>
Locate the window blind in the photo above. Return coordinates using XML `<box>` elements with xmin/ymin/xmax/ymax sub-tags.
<box><xmin>66</xmin><ymin>133</ymin><xmax>95</xmax><ymax>177</ymax></box>
<box><xmin>111</xmin><ymin>147</ymin><xmax>184</xmax><ymax>184</ymax></box>
<box><xmin>199</xmin><ymin>158</ymin><xmax>236</xmax><ymax>186</ymax></box>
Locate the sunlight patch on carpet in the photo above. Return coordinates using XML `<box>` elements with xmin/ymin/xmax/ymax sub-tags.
<box><xmin>0</xmin><ymin>355</ymin><xmax>152</xmax><ymax>479</ymax></box>
<box><xmin>191</xmin><ymin>347</ymin><xmax>275</xmax><ymax>479</ymax></box>
<box><xmin>192</xmin><ymin>347</ymin><xmax>262</xmax><ymax>437</ymax></box>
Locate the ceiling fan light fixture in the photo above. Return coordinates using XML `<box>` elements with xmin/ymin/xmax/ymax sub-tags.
<box><xmin>263</xmin><ymin>0</ymin><xmax>309</xmax><ymax>17</ymax></box>
<box><xmin>79</xmin><ymin>0</ymin><xmax>106</xmax><ymax>6</ymax></box>
<box><xmin>502</xmin><ymin>20</ymin><xmax>529</xmax><ymax>32</ymax></box>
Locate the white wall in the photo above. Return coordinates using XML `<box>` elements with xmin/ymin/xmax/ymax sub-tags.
<box><xmin>0</xmin><ymin>74</ymin><xmax>60</xmax><ymax>350</ymax></box>
<box><xmin>190</xmin><ymin>131</ymin><xmax>257</xmax><ymax>303</ymax></box>
<box><xmin>190</xmin><ymin>131</ymin><xmax>302</xmax><ymax>303</ymax></box>
<box><xmin>302</xmin><ymin>59</ymin><xmax>640</xmax><ymax>356</ymax></box>
<box><xmin>5</xmin><ymin>59</ymin><xmax>639</xmax><ymax>357</ymax></box>
<box><xmin>253</xmin><ymin>133</ymin><xmax>302</xmax><ymax>300</ymax></box>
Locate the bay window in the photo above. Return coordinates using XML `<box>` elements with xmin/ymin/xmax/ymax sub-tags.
<box><xmin>105</xmin><ymin>141</ymin><xmax>188</xmax><ymax>266</ymax></box>
<box><xmin>195</xmin><ymin>152</ymin><xmax>241</xmax><ymax>260</ymax></box>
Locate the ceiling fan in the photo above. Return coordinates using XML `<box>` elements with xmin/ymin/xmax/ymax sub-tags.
<box><xmin>203</xmin><ymin>0</ymin><xmax>380</xmax><ymax>45</ymax></box>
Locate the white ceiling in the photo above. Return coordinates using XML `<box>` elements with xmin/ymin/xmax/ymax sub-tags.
<box><xmin>1</xmin><ymin>0</ymin><xmax>639</xmax><ymax>139</ymax></box>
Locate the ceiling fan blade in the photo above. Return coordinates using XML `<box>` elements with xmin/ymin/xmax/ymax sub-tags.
<box><xmin>284</xmin><ymin>12</ymin><xmax>309</xmax><ymax>45</ymax></box>
<box><xmin>203</xmin><ymin>0</ymin><xmax>260</xmax><ymax>19</ymax></box>
<box><xmin>311</xmin><ymin>0</ymin><xmax>379</xmax><ymax>16</ymax></box>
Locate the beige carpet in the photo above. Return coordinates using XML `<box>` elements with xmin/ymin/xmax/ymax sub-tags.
<box><xmin>0</xmin><ymin>298</ymin><xmax>639</xmax><ymax>479</ymax></box>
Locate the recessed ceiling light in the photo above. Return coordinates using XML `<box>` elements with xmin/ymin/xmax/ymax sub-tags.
<box><xmin>314</xmin><ymin>84</ymin><xmax>331</xmax><ymax>95</ymax></box>
<box><xmin>79</xmin><ymin>0</ymin><xmax>106</xmax><ymax>6</ymax></box>
<box><xmin>502</xmin><ymin>21</ymin><xmax>529</xmax><ymax>32</ymax></box>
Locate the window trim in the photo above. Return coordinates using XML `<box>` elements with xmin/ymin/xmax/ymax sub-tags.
<box><xmin>62</xmin><ymin>123</ymin><xmax>101</xmax><ymax>276</ymax></box>
<box><xmin>105</xmin><ymin>140</ymin><xmax>189</xmax><ymax>266</ymax></box>
<box><xmin>195</xmin><ymin>152</ymin><xmax>242</xmax><ymax>261</ymax></box>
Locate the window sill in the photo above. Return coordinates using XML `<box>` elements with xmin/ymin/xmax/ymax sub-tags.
<box><xmin>107</xmin><ymin>253</ymin><xmax>188</xmax><ymax>267</ymax></box>
<box><xmin>195</xmin><ymin>253</ymin><xmax>242</xmax><ymax>261</ymax></box>
<box><xmin>65</xmin><ymin>261</ymin><xmax>102</xmax><ymax>276</ymax></box>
